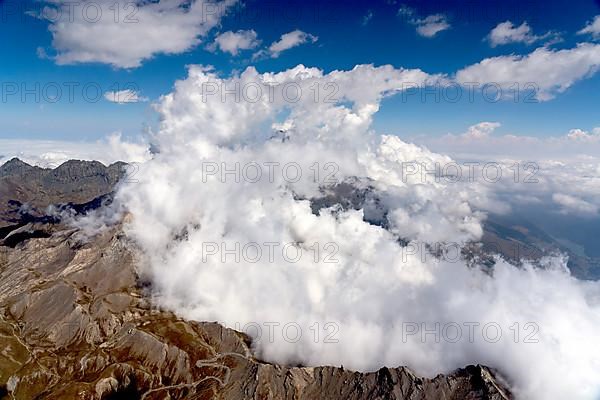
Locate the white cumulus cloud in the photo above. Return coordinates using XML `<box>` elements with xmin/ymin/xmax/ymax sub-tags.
<box><xmin>209</xmin><ymin>29</ymin><xmax>260</xmax><ymax>55</ymax></box>
<box><xmin>398</xmin><ymin>5</ymin><xmax>450</xmax><ymax>38</ymax></box>
<box><xmin>35</xmin><ymin>0</ymin><xmax>236</xmax><ymax>68</ymax></box>
<box><xmin>566</xmin><ymin>128</ymin><xmax>600</xmax><ymax>141</ymax></box>
<box><xmin>455</xmin><ymin>43</ymin><xmax>600</xmax><ymax>101</ymax></box>
<box><xmin>461</xmin><ymin>121</ymin><xmax>501</xmax><ymax>139</ymax></box>
<box><xmin>262</xmin><ymin>30</ymin><xmax>319</xmax><ymax>58</ymax></box>
<box><xmin>578</xmin><ymin>15</ymin><xmax>600</xmax><ymax>40</ymax></box>
<box><xmin>487</xmin><ymin>21</ymin><xmax>557</xmax><ymax>47</ymax></box>
<box><xmin>414</xmin><ymin>14</ymin><xmax>450</xmax><ymax>37</ymax></box>
<box><xmin>553</xmin><ymin>193</ymin><xmax>599</xmax><ymax>215</ymax></box>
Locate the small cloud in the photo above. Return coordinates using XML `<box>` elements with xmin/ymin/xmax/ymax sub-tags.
<box><xmin>487</xmin><ymin>21</ymin><xmax>559</xmax><ymax>47</ymax></box>
<box><xmin>209</xmin><ymin>30</ymin><xmax>261</xmax><ymax>56</ymax></box>
<box><xmin>566</xmin><ymin>128</ymin><xmax>600</xmax><ymax>141</ymax></box>
<box><xmin>362</xmin><ymin>10</ymin><xmax>373</xmax><ymax>26</ymax></box>
<box><xmin>36</xmin><ymin>47</ymin><xmax>49</xmax><ymax>60</ymax></box>
<box><xmin>567</xmin><ymin>128</ymin><xmax>589</xmax><ymax>140</ymax></box>
<box><xmin>104</xmin><ymin>89</ymin><xmax>148</xmax><ymax>104</ymax></box>
<box><xmin>578</xmin><ymin>15</ymin><xmax>600</xmax><ymax>40</ymax></box>
<box><xmin>257</xmin><ymin>30</ymin><xmax>318</xmax><ymax>59</ymax></box>
<box><xmin>415</xmin><ymin>14</ymin><xmax>450</xmax><ymax>38</ymax></box>
<box><xmin>461</xmin><ymin>122</ymin><xmax>501</xmax><ymax>139</ymax></box>
<box><xmin>398</xmin><ymin>5</ymin><xmax>450</xmax><ymax>38</ymax></box>
<box><xmin>552</xmin><ymin>193</ymin><xmax>598</xmax><ymax>215</ymax></box>
<box><xmin>397</xmin><ymin>5</ymin><xmax>415</xmax><ymax>18</ymax></box>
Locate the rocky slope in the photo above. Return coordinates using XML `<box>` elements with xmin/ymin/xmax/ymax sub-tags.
<box><xmin>0</xmin><ymin>159</ymin><xmax>512</xmax><ymax>399</ymax></box>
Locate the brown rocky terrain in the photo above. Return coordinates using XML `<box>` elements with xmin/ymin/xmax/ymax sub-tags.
<box><xmin>0</xmin><ymin>159</ymin><xmax>513</xmax><ymax>399</ymax></box>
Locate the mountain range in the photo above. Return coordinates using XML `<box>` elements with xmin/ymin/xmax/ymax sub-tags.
<box><xmin>2</xmin><ymin>157</ymin><xmax>575</xmax><ymax>399</ymax></box>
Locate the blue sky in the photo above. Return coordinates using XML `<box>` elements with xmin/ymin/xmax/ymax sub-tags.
<box><xmin>1</xmin><ymin>0</ymin><xmax>600</xmax><ymax>142</ymax></box>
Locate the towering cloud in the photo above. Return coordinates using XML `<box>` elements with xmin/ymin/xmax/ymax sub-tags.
<box><xmin>101</xmin><ymin>64</ymin><xmax>600</xmax><ymax>400</ymax></box>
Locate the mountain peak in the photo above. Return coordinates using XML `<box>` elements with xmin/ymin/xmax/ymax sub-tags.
<box><xmin>0</xmin><ymin>158</ymin><xmax>35</xmax><ymax>177</ymax></box>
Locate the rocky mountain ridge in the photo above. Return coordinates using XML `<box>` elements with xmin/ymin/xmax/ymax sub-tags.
<box><xmin>0</xmin><ymin>158</ymin><xmax>512</xmax><ymax>399</ymax></box>
<box><xmin>0</xmin><ymin>158</ymin><xmax>125</xmax><ymax>229</ymax></box>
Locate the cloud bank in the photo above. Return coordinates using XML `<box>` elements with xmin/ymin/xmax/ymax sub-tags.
<box><xmin>410</xmin><ymin>122</ymin><xmax>600</xmax><ymax>218</ymax></box>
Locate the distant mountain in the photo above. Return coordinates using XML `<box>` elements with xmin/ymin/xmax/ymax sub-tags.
<box><xmin>0</xmin><ymin>158</ymin><xmax>125</xmax><ymax>228</ymax></box>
